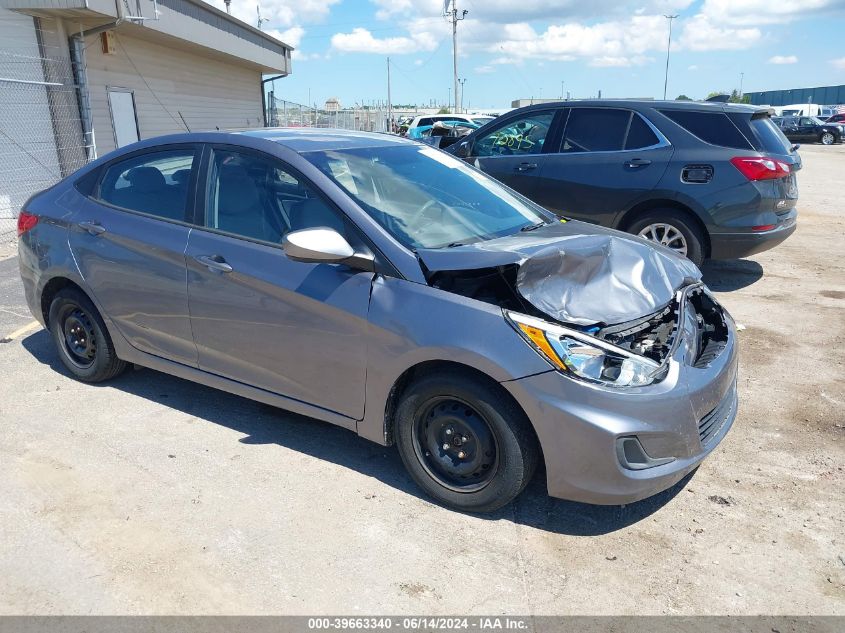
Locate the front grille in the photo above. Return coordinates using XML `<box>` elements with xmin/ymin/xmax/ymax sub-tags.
<box><xmin>698</xmin><ymin>382</ymin><xmax>737</xmax><ymax>448</ymax></box>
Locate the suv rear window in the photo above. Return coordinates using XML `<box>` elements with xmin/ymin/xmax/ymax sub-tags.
<box><xmin>749</xmin><ymin>115</ymin><xmax>792</xmax><ymax>154</ymax></box>
<box><xmin>660</xmin><ymin>110</ymin><xmax>753</xmax><ymax>150</ymax></box>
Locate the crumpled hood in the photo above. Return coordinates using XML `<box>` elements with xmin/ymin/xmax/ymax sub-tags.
<box><xmin>416</xmin><ymin>221</ymin><xmax>702</xmax><ymax>325</ymax></box>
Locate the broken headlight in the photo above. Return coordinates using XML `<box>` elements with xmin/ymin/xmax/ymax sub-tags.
<box><xmin>506</xmin><ymin>312</ymin><xmax>666</xmax><ymax>388</ymax></box>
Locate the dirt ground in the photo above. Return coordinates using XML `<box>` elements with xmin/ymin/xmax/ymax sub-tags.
<box><xmin>0</xmin><ymin>145</ymin><xmax>842</xmax><ymax>615</ymax></box>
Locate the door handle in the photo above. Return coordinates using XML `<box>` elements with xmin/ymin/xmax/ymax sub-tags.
<box><xmin>625</xmin><ymin>158</ymin><xmax>652</xmax><ymax>168</ymax></box>
<box><xmin>195</xmin><ymin>255</ymin><xmax>233</xmax><ymax>273</ymax></box>
<box><xmin>78</xmin><ymin>221</ymin><xmax>106</xmax><ymax>236</ymax></box>
<box><xmin>516</xmin><ymin>162</ymin><xmax>538</xmax><ymax>172</ymax></box>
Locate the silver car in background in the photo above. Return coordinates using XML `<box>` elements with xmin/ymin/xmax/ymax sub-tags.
<box><xmin>17</xmin><ymin>129</ymin><xmax>738</xmax><ymax>513</ymax></box>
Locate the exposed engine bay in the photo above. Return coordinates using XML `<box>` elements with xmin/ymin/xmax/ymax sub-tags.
<box><xmin>427</xmin><ymin>267</ymin><xmax>728</xmax><ymax>367</ymax></box>
<box><xmin>418</xmin><ymin>227</ymin><xmax>729</xmax><ymax>368</ymax></box>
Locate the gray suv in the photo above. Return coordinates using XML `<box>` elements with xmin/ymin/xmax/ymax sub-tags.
<box><xmin>449</xmin><ymin>100</ymin><xmax>800</xmax><ymax>266</ymax></box>
<box><xmin>18</xmin><ymin>129</ymin><xmax>738</xmax><ymax>513</ymax></box>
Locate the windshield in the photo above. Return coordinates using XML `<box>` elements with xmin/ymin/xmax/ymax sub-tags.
<box><xmin>303</xmin><ymin>144</ymin><xmax>552</xmax><ymax>249</ymax></box>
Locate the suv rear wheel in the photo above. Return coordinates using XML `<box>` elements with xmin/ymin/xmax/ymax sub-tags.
<box><xmin>628</xmin><ymin>210</ymin><xmax>706</xmax><ymax>267</ymax></box>
<box><xmin>820</xmin><ymin>131</ymin><xmax>835</xmax><ymax>145</ymax></box>
<box><xmin>394</xmin><ymin>370</ymin><xmax>539</xmax><ymax>513</ymax></box>
<box><xmin>48</xmin><ymin>287</ymin><xmax>127</xmax><ymax>382</ymax></box>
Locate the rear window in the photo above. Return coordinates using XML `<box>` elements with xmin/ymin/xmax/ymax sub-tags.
<box><xmin>660</xmin><ymin>110</ymin><xmax>753</xmax><ymax>150</ymax></box>
<box><xmin>749</xmin><ymin>115</ymin><xmax>793</xmax><ymax>154</ymax></box>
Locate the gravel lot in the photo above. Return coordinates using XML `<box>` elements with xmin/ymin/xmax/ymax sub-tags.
<box><xmin>0</xmin><ymin>145</ymin><xmax>842</xmax><ymax>615</ymax></box>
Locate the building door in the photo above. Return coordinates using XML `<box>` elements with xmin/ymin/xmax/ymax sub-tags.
<box><xmin>107</xmin><ymin>88</ymin><xmax>140</xmax><ymax>148</ymax></box>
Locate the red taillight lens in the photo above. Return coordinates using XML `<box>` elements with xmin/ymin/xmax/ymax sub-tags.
<box><xmin>730</xmin><ymin>156</ymin><xmax>791</xmax><ymax>181</ymax></box>
<box><xmin>17</xmin><ymin>211</ymin><xmax>38</xmax><ymax>237</ymax></box>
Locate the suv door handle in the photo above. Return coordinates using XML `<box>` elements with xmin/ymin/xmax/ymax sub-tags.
<box><xmin>78</xmin><ymin>221</ymin><xmax>106</xmax><ymax>236</ymax></box>
<box><xmin>516</xmin><ymin>162</ymin><xmax>538</xmax><ymax>172</ymax></box>
<box><xmin>195</xmin><ymin>254</ymin><xmax>233</xmax><ymax>273</ymax></box>
<box><xmin>625</xmin><ymin>158</ymin><xmax>652</xmax><ymax>168</ymax></box>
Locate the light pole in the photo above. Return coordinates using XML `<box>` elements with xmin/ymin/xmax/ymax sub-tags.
<box><xmin>739</xmin><ymin>72</ymin><xmax>744</xmax><ymax>99</ymax></box>
<box><xmin>458</xmin><ymin>78</ymin><xmax>467</xmax><ymax>113</ymax></box>
<box><xmin>446</xmin><ymin>0</ymin><xmax>468</xmax><ymax>114</ymax></box>
<box><xmin>663</xmin><ymin>14</ymin><xmax>678</xmax><ymax>100</ymax></box>
<box><xmin>560</xmin><ymin>80</ymin><xmax>564</xmax><ymax>100</ymax></box>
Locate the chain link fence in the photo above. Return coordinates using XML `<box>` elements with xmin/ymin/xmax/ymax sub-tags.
<box><xmin>266</xmin><ymin>95</ymin><xmax>391</xmax><ymax>133</ymax></box>
<box><xmin>0</xmin><ymin>40</ymin><xmax>91</xmax><ymax>239</ymax></box>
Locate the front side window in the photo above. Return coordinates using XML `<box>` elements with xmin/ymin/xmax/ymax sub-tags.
<box><xmin>303</xmin><ymin>144</ymin><xmax>551</xmax><ymax>250</ymax></box>
<box><xmin>98</xmin><ymin>149</ymin><xmax>196</xmax><ymax>221</ymax></box>
<box><xmin>473</xmin><ymin>111</ymin><xmax>555</xmax><ymax>157</ymax></box>
<box><xmin>205</xmin><ymin>149</ymin><xmax>347</xmax><ymax>244</ymax></box>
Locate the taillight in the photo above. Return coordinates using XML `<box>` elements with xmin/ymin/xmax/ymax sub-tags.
<box><xmin>730</xmin><ymin>156</ymin><xmax>791</xmax><ymax>181</ymax></box>
<box><xmin>17</xmin><ymin>211</ymin><xmax>38</xmax><ymax>237</ymax></box>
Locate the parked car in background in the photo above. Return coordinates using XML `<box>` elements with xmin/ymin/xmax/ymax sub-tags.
<box><xmin>404</xmin><ymin>113</ymin><xmax>493</xmax><ymax>138</ymax></box>
<box><xmin>825</xmin><ymin>112</ymin><xmax>845</xmax><ymax>124</ymax></box>
<box><xmin>448</xmin><ymin>100</ymin><xmax>800</xmax><ymax>266</ymax></box>
<box><xmin>18</xmin><ymin>129</ymin><xmax>738</xmax><ymax>513</ymax></box>
<box><xmin>415</xmin><ymin>119</ymin><xmax>481</xmax><ymax>148</ymax></box>
<box><xmin>774</xmin><ymin>116</ymin><xmax>844</xmax><ymax>145</ymax></box>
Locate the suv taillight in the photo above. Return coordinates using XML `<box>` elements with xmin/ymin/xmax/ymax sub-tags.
<box><xmin>17</xmin><ymin>211</ymin><xmax>38</xmax><ymax>237</ymax></box>
<box><xmin>730</xmin><ymin>156</ymin><xmax>791</xmax><ymax>181</ymax></box>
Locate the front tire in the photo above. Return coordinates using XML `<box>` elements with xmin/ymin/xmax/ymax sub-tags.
<box><xmin>628</xmin><ymin>210</ymin><xmax>706</xmax><ymax>267</ymax></box>
<box><xmin>48</xmin><ymin>287</ymin><xmax>127</xmax><ymax>382</ymax></box>
<box><xmin>820</xmin><ymin>132</ymin><xmax>835</xmax><ymax>145</ymax></box>
<box><xmin>394</xmin><ymin>370</ymin><xmax>539</xmax><ymax>513</ymax></box>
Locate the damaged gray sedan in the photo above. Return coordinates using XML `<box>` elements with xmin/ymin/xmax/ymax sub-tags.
<box><xmin>18</xmin><ymin>129</ymin><xmax>738</xmax><ymax>512</ymax></box>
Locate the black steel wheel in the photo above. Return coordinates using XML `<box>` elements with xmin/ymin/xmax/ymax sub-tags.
<box><xmin>413</xmin><ymin>397</ymin><xmax>499</xmax><ymax>493</ymax></box>
<box><xmin>395</xmin><ymin>369</ymin><xmax>539</xmax><ymax>513</ymax></box>
<box><xmin>48</xmin><ymin>287</ymin><xmax>127</xmax><ymax>382</ymax></box>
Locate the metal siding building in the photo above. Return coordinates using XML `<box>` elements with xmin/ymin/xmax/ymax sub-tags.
<box><xmin>745</xmin><ymin>85</ymin><xmax>845</xmax><ymax>106</ymax></box>
<box><xmin>0</xmin><ymin>0</ymin><xmax>292</xmax><ymax>235</ymax></box>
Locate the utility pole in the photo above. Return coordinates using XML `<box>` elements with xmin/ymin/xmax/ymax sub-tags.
<box><xmin>662</xmin><ymin>14</ymin><xmax>678</xmax><ymax>100</ymax></box>
<box><xmin>560</xmin><ymin>80</ymin><xmax>564</xmax><ymax>99</ymax></box>
<box><xmin>386</xmin><ymin>57</ymin><xmax>393</xmax><ymax>133</ymax></box>
<box><xmin>739</xmin><ymin>72</ymin><xmax>744</xmax><ymax>98</ymax></box>
<box><xmin>446</xmin><ymin>0</ymin><xmax>468</xmax><ymax>114</ymax></box>
<box><xmin>458</xmin><ymin>78</ymin><xmax>467</xmax><ymax>113</ymax></box>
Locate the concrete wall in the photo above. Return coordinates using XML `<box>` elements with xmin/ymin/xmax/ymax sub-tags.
<box><xmin>83</xmin><ymin>29</ymin><xmax>265</xmax><ymax>156</ymax></box>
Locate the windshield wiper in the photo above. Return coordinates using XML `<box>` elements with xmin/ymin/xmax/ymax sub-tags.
<box><xmin>520</xmin><ymin>221</ymin><xmax>550</xmax><ymax>232</ymax></box>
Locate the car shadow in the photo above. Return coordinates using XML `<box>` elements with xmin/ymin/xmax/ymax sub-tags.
<box><xmin>700</xmin><ymin>259</ymin><xmax>764</xmax><ymax>291</ymax></box>
<box><xmin>22</xmin><ymin>329</ymin><xmax>690</xmax><ymax>536</ymax></box>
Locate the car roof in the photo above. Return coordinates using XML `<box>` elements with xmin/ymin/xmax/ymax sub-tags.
<box><xmin>236</xmin><ymin>127</ymin><xmax>411</xmax><ymax>151</ymax></box>
<box><xmin>502</xmin><ymin>99</ymin><xmax>771</xmax><ymax>116</ymax></box>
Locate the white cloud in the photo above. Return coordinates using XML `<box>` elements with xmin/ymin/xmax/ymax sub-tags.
<box><xmin>687</xmin><ymin>64</ymin><xmax>698</xmax><ymax>71</ymax></box>
<box><xmin>331</xmin><ymin>27</ymin><xmax>438</xmax><ymax>55</ymax></box>
<box><xmin>474</xmin><ymin>65</ymin><xmax>494</xmax><ymax>74</ymax></box>
<box><xmin>487</xmin><ymin>16</ymin><xmax>667</xmax><ymax>64</ymax></box>
<box><xmin>831</xmin><ymin>57</ymin><xmax>845</xmax><ymax>70</ymax></box>
<box><xmin>680</xmin><ymin>14</ymin><xmax>761</xmax><ymax>51</ymax></box>
<box><xmin>768</xmin><ymin>55</ymin><xmax>798</xmax><ymax>64</ymax></box>
<box><xmin>205</xmin><ymin>0</ymin><xmax>340</xmax><ymax>28</ymax></box>
<box><xmin>699</xmin><ymin>0</ymin><xmax>842</xmax><ymax>26</ymax></box>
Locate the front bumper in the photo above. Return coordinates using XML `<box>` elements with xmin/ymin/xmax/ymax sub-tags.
<box><xmin>502</xmin><ymin>301</ymin><xmax>739</xmax><ymax>505</ymax></box>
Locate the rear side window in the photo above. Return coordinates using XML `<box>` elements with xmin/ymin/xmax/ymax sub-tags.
<box><xmin>660</xmin><ymin>110</ymin><xmax>753</xmax><ymax>150</ymax></box>
<box><xmin>562</xmin><ymin>108</ymin><xmax>629</xmax><ymax>152</ymax></box>
<box><xmin>98</xmin><ymin>149</ymin><xmax>196</xmax><ymax>221</ymax></box>
<box><xmin>625</xmin><ymin>114</ymin><xmax>660</xmax><ymax>149</ymax></box>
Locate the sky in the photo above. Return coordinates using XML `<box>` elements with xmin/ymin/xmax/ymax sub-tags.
<box><xmin>203</xmin><ymin>0</ymin><xmax>845</xmax><ymax>109</ymax></box>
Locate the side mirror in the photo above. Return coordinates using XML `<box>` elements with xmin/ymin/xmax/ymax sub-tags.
<box><xmin>282</xmin><ymin>227</ymin><xmax>375</xmax><ymax>271</ymax></box>
<box><xmin>455</xmin><ymin>141</ymin><xmax>471</xmax><ymax>158</ymax></box>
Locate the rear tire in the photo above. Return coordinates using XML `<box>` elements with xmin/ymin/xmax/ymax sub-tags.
<box><xmin>48</xmin><ymin>287</ymin><xmax>127</xmax><ymax>383</ymax></box>
<box><xmin>627</xmin><ymin>209</ymin><xmax>706</xmax><ymax>267</ymax></box>
<box><xmin>394</xmin><ymin>369</ymin><xmax>539</xmax><ymax>513</ymax></box>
